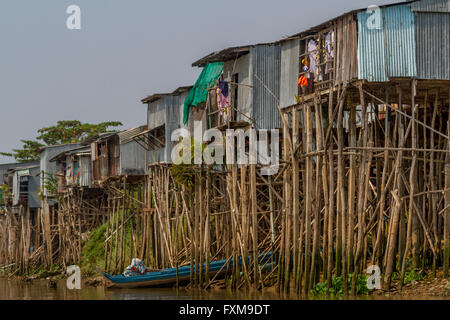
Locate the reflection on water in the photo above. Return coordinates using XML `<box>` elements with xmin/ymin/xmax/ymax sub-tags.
<box><xmin>0</xmin><ymin>277</ymin><xmax>444</xmax><ymax>300</ymax></box>
<box><xmin>0</xmin><ymin>278</ymin><xmax>301</xmax><ymax>300</ymax></box>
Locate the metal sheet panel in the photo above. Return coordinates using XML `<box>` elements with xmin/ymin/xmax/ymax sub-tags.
<box><xmin>145</xmin><ymin>94</ymin><xmax>183</xmax><ymax>166</ymax></box>
<box><xmin>120</xmin><ymin>140</ymin><xmax>146</xmax><ymax>175</ymax></box>
<box><xmin>415</xmin><ymin>12</ymin><xmax>450</xmax><ymax>80</ymax></box>
<box><xmin>223</xmin><ymin>54</ymin><xmax>252</xmax><ymax>122</ymax></box>
<box><xmin>357</xmin><ymin>10</ymin><xmax>388</xmax><ymax>81</ymax></box>
<box><xmin>147</xmin><ymin>99</ymin><xmax>166</xmax><ymax>130</ymax></box>
<box><xmin>358</xmin><ymin>4</ymin><xmax>418</xmax><ymax>81</ymax></box>
<box><xmin>280</xmin><ymin>39</ymin><xmax>300</xmax><ymax>109</ymax></box>
<box><xmin>251</xmin><ymin>44</ymin><xmax>282</xmax><ymax>129</ymax></box>
<box><xmin>118</xmin><ymin>126</ymin><xmax>147</xmax><ymax>175</ymax></box>
<box><xmin>165</xmin><ymin>95</ymin><xmax>181</xmax><ymax>164</ymax></box>
<box><xmin>411</xmin><ymin>0</ymin><xmax>450</xmax><ymax>12</ymax></box>
<box><xmin>78</xmin><ymin>155</ymin><xmax>91</xmax><ymax>187</ymax></box>
<box><xmin>28</xmin><ymin>166</ymin><xmax>41</xmax><ymax>209</ymax></box>
<box><xmin>384</xmin><ymin>5</ymin><xmax>417</xmax><ymax>78</ymax></box>
<box><xmin>148</xmin><ymin>148</ymin><xmax>165</xmax><ymax>165</ymax></box>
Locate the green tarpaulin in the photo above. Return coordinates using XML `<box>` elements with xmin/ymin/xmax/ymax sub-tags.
<box><xmin>183</xmin><ymin>62</ymin><xmax>224</xmax><ymax>124</ymax></box>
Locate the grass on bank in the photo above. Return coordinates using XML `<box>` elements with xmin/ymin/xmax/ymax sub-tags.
<box><xmin>310</xmin><ymin>274</ymin><xmax>371</xmax><ymax>296</ymax></box>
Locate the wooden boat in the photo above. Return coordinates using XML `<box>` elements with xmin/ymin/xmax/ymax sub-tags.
<box><xmin>99</xmin><ymin>253</ymin><xmax>273</xmax><ymax>289</ymax></box>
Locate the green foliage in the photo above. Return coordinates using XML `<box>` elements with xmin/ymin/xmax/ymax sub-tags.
<box><xmin>40</xmin><ymin>172</ymin><xmax>59</xmax><ymax>198</ymax></box>
<box><xmin>80</xmin><ymin>222</ymin><xmax>108</xmax><ymax>275</ymax></box>
<box><xmin>169</xmin><ymin>138</ymin><xmax>204</xmax><ymax>189</ymax></box>
<box><xmin>1</xmin><ymin>120</ymin><xmax>122</xmax><ymax>162</ymax></box>
<box><xmin>37</xmin><ymin>120</ymin><xmax>122</xmax><ymax>146</ymax></box>
<box><xmin>310</xmin><ymin>274</ymin><xmax>371</xmax><ymax>296</ymax></box>
<box><xmin>392</xmin><ymin>268</ymin><xmax>425</xmax><ymax>284</ymax></box>
<box><xmin>0</xmin><ymin>184</ymin><xmax>12</xmax><ymax>205</ymax></box>
<box><xmin>0</xmin><ymin>140</ymin><xmax>44</xmax><ymax>162</ymax></box>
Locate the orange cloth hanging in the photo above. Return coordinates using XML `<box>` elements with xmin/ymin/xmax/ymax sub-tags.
<box><xmin>298</xmin><ymin>75</ymin><xmax>308</xmax><ymax>88</ymax></box>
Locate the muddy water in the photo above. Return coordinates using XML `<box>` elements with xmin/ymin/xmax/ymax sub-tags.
<box><xmin>0</xmin><ymin>277</ymin><xmax>443</xmax><ymax>300</ymax></box>
<box><xmin>0</xmin><ymin>278</ymin><xmax>301</xmax><ymax>300</ymax></box>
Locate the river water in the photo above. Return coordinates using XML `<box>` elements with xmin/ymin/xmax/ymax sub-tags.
<box><xmin>0</xmin><ymin>277</ymin><xmax>304</xmax><ymax>300</ymax></box>
<box><xmin>0</xmin><ymin>277</ymin><xmax>443</xmax><ymax>300</ymax></box>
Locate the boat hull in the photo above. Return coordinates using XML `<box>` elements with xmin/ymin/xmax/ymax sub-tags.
<box><xmin>100</xmin><ymin>253</ymin><xmax>273</xmax><ymax>289</ymax></box>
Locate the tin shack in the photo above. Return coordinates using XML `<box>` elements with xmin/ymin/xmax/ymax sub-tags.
<box><xmin>138</xmin><ymin>87</ymin><xmax>191</xmax><ymax>165</ymax></box>
<box><xmin>88</xmin><ymin>126</ymin><xmax>148</xmax><ymax>185</ymax></box>
<box><xmin>190</xmin><ymin>42</ymin><xmax>282</xmax><ymax>131</ymax></box>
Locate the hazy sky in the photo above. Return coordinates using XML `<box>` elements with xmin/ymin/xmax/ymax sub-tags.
<box><xmin>0</xmin><ymin>0</ymin><xmax>403</xmax><ymax>164</ymax></box>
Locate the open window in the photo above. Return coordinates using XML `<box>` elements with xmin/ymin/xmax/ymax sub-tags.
<box><xmin>299</xmin><ymin>28</ymin><xmax>335</xmax><ymax>95</ymax></box>
<box><xmin>148</xmin><ymin>125</ymin><xmax>166</xmax><ymax>150</ymax></box>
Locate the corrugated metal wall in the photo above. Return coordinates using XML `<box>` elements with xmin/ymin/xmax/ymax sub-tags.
<box><xmin>148</xmin><ymin>149</ymin><xmax>165</xmax><ymax>165</ymax></box>
<box><xmin>414</xmin><ymin>11</ymin><xmax>450</xmax><ymax>80</ymax></box>
<box><xmin>147</xmin><ymin>99</ymin><xmax>166</xmax><ymax>131</ymax></box>
<box><xmin>78</xmin><ymin>155</ymin><xmax>91</xmax><ymax>187</ymax></box>
<box><xmin>119</xmin><ymin>126</ymin><xmax>147</xmax><ymax>175</ymax></box>
<box><xmin>358</xmin><ymin>9</ymin><xmax>388</xmax><ymax>81</ymax></box>
<box><xmin>165</xmin><ymin>95</ymin><xmax>181</xmax><ymax>163</ymax></box>
<box><xmin>411</xmin><ymin>0</ymin><xmax>450</xmax><ymax>12</ymax></box>
<box><xmin>358</xmin><ymin>4</ymin><xmax>417</xmax><ymax>81</ymax></box>
<box><xmin>223</xmin><ymin>54</ymin><xmax>253</xmax><ymax>122</ymax></box>
<box><xmin>120</xmin><ymin>140</ymin><xmax>147</xmax><ymax>175</ymax></box>
<box><xmin>28</xmin><ymin>166</ymin><xmax>41</xmax><ymax>209</ymax></box>
<box><xmin>384</xmin><ymin>5</ymin><xmax>417</xmax><ymax>78</ymax></box>
<box><xmin>146</xmin><ymin>94</ymin><xmax>182</xmax><ymax>165</ymax></box>
<box><xmin>280</xmin><ymin>39</ymin><xmax>300</xmax><ymax>109</ymax></box>
<box><xmin>251</xmin><ymin>44</ymin><xmax>282</xmax><ymax>129</ymax></box>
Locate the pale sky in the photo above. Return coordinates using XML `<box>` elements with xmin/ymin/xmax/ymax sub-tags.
<box><xmin>0</xmin><ymin>0</ymin><xmax>404</xmax><ymax>163</ymax></box>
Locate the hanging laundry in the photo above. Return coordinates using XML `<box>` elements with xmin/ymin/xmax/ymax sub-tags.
<box><xmin>218</xmin><ymin>80</ymin><xmax>229</xmax><ymax>98</ymax></box>
<box><xmin>308</xmin><ymin>39</ymin><xmax>319</xmax><ymax>81</ymax></box>
<box><xmin>302</xmin><ymin>57</ymin><xmax>310</xmax><ymax>74</ymax></box>
<box><xmin>217</xmin><ymin>88</ymin><xmax>229</xmax><ymax>109</ymax></box>
<box><xmin>298</xmin><ymin>75</ymin><xmax>308</xmax><ymax>88</ymax></box>
<box><xmin>325</xmin><ymin>30</ymin><xmax>335</xmax><ymax>74</ymax></box>
<box><xmin>216</xmin><ymin>82</ymin><xmax>230</xmax><ymax>122</ymax></box>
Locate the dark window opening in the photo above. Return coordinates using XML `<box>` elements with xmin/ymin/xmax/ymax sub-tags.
<box><xmin>148</xmin><ymin>125</ymin><xmax>166</xmax><ymax>150</ymax></box>
<box><xmin>19</xmin><ymin>175</ymin><xmax>29</xmax><ymax>204</ymax></box>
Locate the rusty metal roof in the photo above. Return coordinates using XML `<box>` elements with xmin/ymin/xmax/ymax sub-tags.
<box><xmin>141</xmin><ymin>86</ymin><xmax>192</xmax><ymax>104</ymax></box>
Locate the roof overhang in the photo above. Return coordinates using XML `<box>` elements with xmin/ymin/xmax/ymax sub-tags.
<box><xmin>192</xmin><ymin>45</ymin><xmax>251</xmax><ymax>67</ymax></box>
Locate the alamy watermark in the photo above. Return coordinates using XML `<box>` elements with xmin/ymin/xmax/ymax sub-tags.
<box><xmin>171</xmin><ymin>121</ymin><xmax>280</xmax><ymax>175</ymax></box>
<box><xmin>66</xmin><ymin>265</ymin><xmax>81</xmax><ymax>290</ymax></box>
<box><xmin>66</xmin><ymin>5</ymin><xmax>81</xmax><ymax>30</ymax></box>
<box><xmin>366</xmin><ymin>265</ymin><xmax>381</xmax><ymax>290</ymax></box>
<box><xmin>366</xmin><ymin>5</ymin><xmax>382</xmax><ymax>30</ymax></box>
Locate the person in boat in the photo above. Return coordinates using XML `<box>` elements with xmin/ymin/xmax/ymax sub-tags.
<box><xmin>123</xmin><ymin>258</ymin><xmax>159</xmax><ymax>277</ymax></box>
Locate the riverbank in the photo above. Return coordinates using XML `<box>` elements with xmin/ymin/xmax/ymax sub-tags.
<box><xmin>373</xmin><ymin>274</ymin><xmax>450</xmax><ymax>299</ymax></box>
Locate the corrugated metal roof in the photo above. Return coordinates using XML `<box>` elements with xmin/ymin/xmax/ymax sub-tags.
<box><xmin>358</xmin><ymin>4</ymin><xmax>418</xmax><ymax>81</ymax></box>
<box><xmin>119</xmin><ymin>125</ymin><xmax>148</xmax><ymax>145</ymax></box>
<box><xmin>415</xmin><ymin>12</ymin><xmax>450</xmax><ymax>79</ymax></box>
<box><xmin>411</xmin><ymin>0</ymin><xmax>450</xmax><ymax>12</ymax></box>
<box><xmin>251</xmin><ymin>44</ymin><xmax>282</xmax><ymax>129</ymax></box>
<box><xmin>384</xmin><ymin>5</ymin><xmax>417</xmax><ymax>78</ymax></box>
<box><xmin>192</xmin><ymin>45</ymin><xmax>251</xmax><ymax>67</ymax></box>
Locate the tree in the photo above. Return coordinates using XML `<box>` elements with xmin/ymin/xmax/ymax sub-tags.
<box><xmin>0</xmin><ymin>140</ymin><xmax>44</xmax><ymax>162</ymax></box>
<box><xmin>1</xmin><ymin>120</ymin><xmax>122</xmax><ymax>162</ymax></box>
<box><xmin>37</xmin><ymin>120</ymin><xmax>122</xmax><ymax>145</ymax></box>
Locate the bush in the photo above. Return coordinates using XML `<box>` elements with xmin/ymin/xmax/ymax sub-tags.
<box><xmin>80</xmin><ymin>223</ymin><xmax>107</xmax><ymax>275</ymax></box>
<box><xmin>310</xmin><ymin>273</ymin><xmax>371</xmax><ymax>296</ymax></box>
